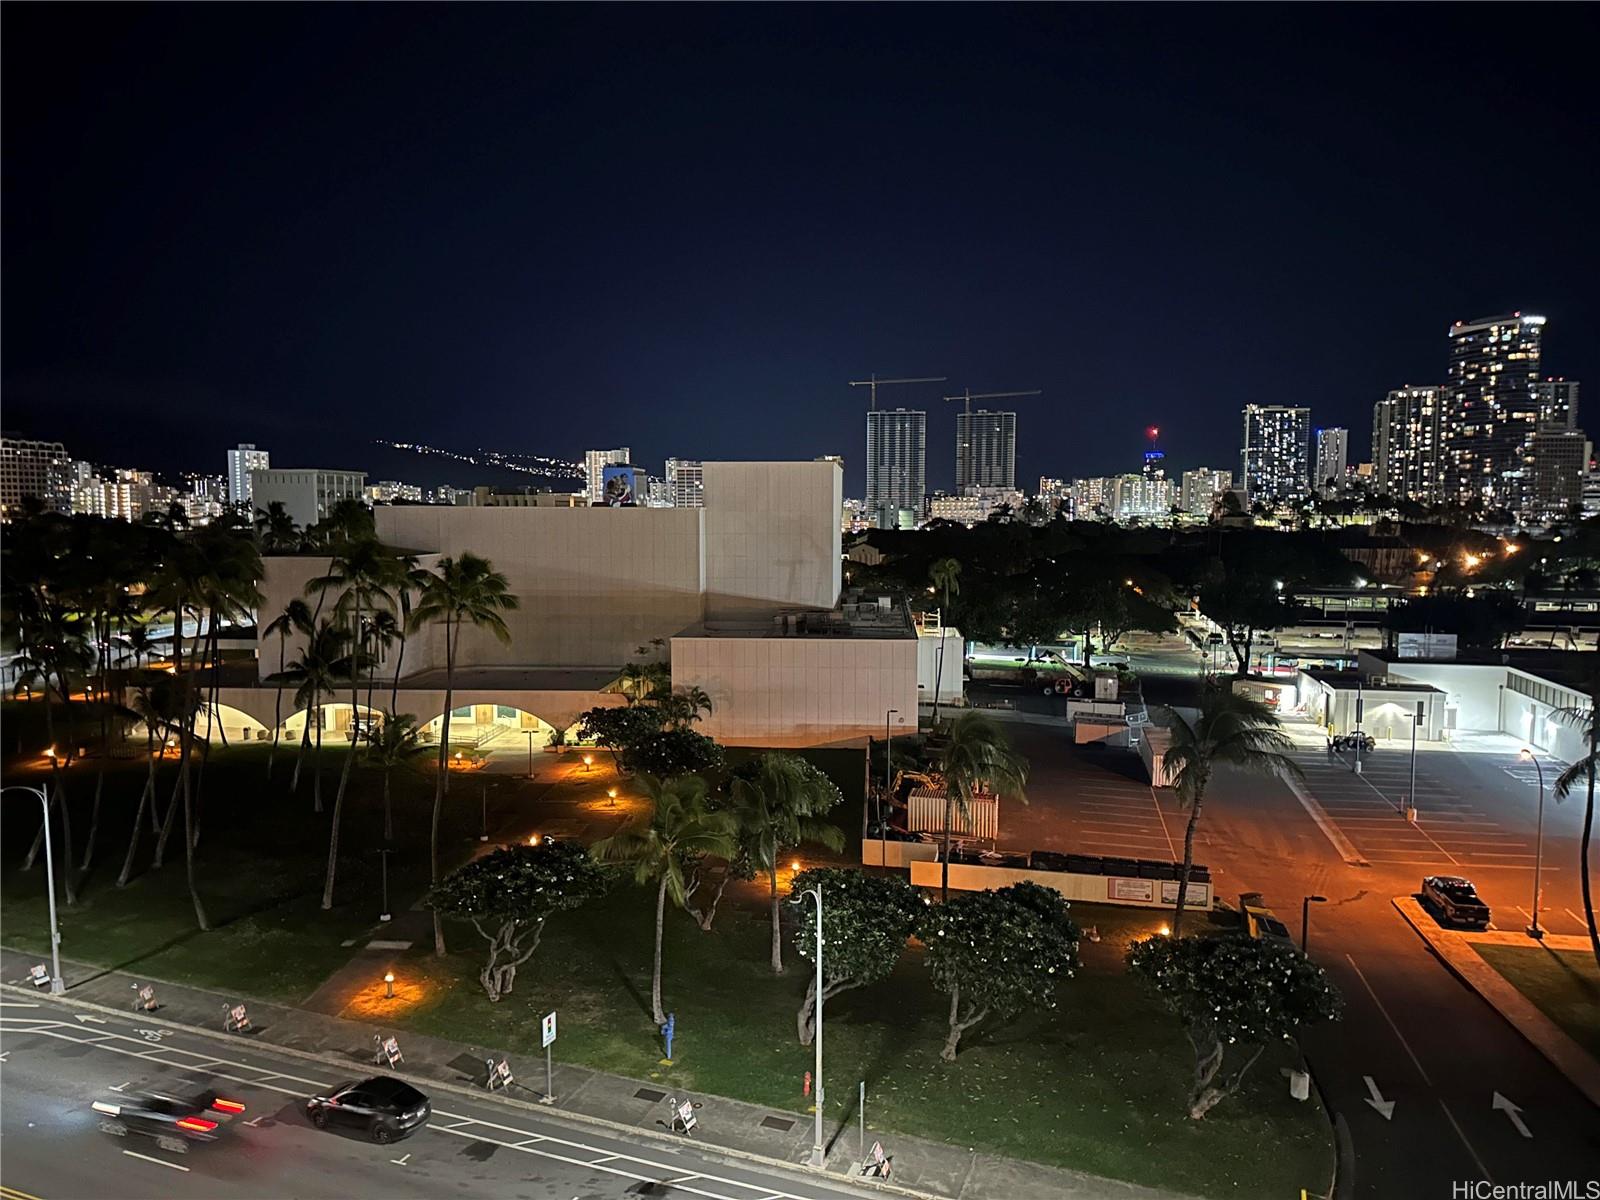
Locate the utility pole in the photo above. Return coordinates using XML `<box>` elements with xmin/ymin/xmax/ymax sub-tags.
<box><xmin>794</xmin><ymin>886</ymin><xmax>826</xmax><ymax>1168</ymax></box>
<box><xmin>3</xmin><ymin>786</ymin><xmax>64</xmax><ymax>992</ymax></box>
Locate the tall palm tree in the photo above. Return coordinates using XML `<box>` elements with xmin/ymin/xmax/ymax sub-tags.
<box><xmin>267</xmin><ymin>622</ymin><xmax>355</xmax><ymax>816</ymax></box>
<box><xmin>729</xmin><ymin>753</ymin><xmax>845</xmax><ymax>972</ymax></box>
<box><xmin>1553</xmin><ymin>690</ymin><xmax>1599</xmax><ymax>970</ymax></box>
<box><xmin>121</xmin><ymin>623</ymin><xmax>156</xmax><ymax>672</ymax></box>
<box><xmin>118</xmin><ymin>678</ymin><xmax>184</xmax><ymax>887</ymax></box>
<box><xmin>1161</xmin><ymin>688</ymin><xmax>1302</xmax><ymax>935</ymax></box>
<box><xmin>593</xmin><ymin>774</ymin><xmax>737</xmax><ymax>1025</ymax></box>
<box><xmin>366</xmin><ymin>713</ymin><xmax>429</xmax><ymax>843</ymax></box>
<box><xmin>928</xmin><ymin>557</ymin><xmax>962</xmax><ymax>723</ymax></box>
<box><xmin>386</xmin><ymin>556</ymin><xmax>431</xmax><ymax>713</ymax></box>
<box><xmin>363</xmin><ymin>609</ymin><xmax>400</xmax><ymax>718</ymax></box>
<box><xmin>253</xmin><ymin>500</ymin><xmax>300</xmax><ymax>553</ymax></box>
<box><xmin>409</xmin><ymin>553</ymin><xmax>519</xmax><ymax>955</ymax></box>
<box><xmin>307</xmin><ymin>538</ymin><xmax>397</xmax><ymax>910</ymax></box>
<box><xmin>263</xmin><ymin>599</ymin><xmax>313</xmax><ymax>780</ymax></box>
<box><xmin>936</xmin><ymin>711</ymin><xmax>1029</xmax><ymax>901</ymax></box>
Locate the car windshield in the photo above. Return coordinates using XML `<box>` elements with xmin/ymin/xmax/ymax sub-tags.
<box><xmin>367</xmin><ymin>1079</ymin><xmax>427</xmax><ymax>1108</ymax></box>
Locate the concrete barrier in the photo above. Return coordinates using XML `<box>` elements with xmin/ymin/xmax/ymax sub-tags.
<box><xmin>909</xmin><ymin>859</ymin><xmax>1211</xmax><ymax>910</ymax></box>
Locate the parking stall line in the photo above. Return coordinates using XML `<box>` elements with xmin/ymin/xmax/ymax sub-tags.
<box><xmin>122</xmin><ymin>1149</ymin><xmax>190</xmax><ymax>1173</ymax></box>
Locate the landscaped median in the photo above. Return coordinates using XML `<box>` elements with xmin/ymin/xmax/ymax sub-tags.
<box><xmin>344</xmin><ymin>894</ymin><xmax>1333</xmax><ymax>1200</ymax></box>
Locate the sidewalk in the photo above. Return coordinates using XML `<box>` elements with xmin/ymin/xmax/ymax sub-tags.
<box><xmin>0</xmin><ymin>945</ymin><xmax>1195</xmax><ymax>1200</ymax></box>
<box><xmin>1391</xmin><ymin>896</ymin><xmax>1600</xmax><ymax>1107</ymax></box>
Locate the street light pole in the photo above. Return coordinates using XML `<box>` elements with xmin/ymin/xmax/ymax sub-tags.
<box><xmin>1300</xmin><ymin>894</ymin><xmax>1327</xmax><ymax>953</ymax></box>
<box><xmin>796</xmin><ymin>885</ymin><xmax>826</xmax><ymax>1168</ymax></box>
<box><xmin>525</xmin><ymin>729</ymin><xmax>535</xmax><ymax>780</ymax></box>
<box><xmin>882</xmin><ymin>709</ymin><xmax>898</xmax><ymax>870</ymax></box>
<box><xmin>1407</xmin><ymin>700</ymin><xmax>1422</xmax><ymax>818</ymax></box>
<box><xmin>3</xmin><ymin>786</ymin><xmax>65</xmax><ymax>993</ymax></box>
<box><xmin>1520</xmin><ymin>748</ymin><xmax>1546</xmax><ymax>940</ymax></box>
<box><xmin>1353</xmin><ymin>681</ymin><xmax>1364</xmax><ymax>775</ymax></box>
<box><xmin>378</xmin><ymin>847</ymin><xmax>392</xmax><ymax>923</ymax></box>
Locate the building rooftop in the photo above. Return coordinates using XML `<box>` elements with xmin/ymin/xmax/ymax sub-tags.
<box><xmin>1361</xmin><ymin>648</ymin><xmax>1596</xmax><ymax>693</ymax></box>
<box><xmin>1304</xmin><ymin>668</ymin><xmax>1441</xmax><ymax>694</ymax></box>
<box><xmin>680</xmin><ymin>596</ymin><xmax>915</xmax><ymax>641</ymax></box>
<box><xmin>399</xmin><ymin>666</ymin><xmax>621</xmax><ymax>693</ymax></box>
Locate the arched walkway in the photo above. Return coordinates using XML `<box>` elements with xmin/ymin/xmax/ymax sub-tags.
<box><xmin>282</xmin><ymin>701</ymin><xmax>386</xmax><ymax>745</ymax></box>
<box><xmin>421</xmin><ymin>704</ymin><xmax>578</xmax><ymax>754</ymax></box>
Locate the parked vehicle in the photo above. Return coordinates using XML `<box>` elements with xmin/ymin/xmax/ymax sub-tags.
<box><xmin>93</xmin><ymin>1087</ymin><xmax>247</xmax><ymax>1154</ymax></box>
<box><xmin>306</xmin><ymin>1076</ymin><xmax>431</xmax><ymax>1143</ymax></box>
<box><xmin>1332</xmin><ymin>732</ymin><xmax>1376</xmax><ymax>754</ymax></box>
<box><xmin>1422</xmin><ymin>876</ymin><xmax>1491</xmax><ymax>930</ymax></box>
<box><xmin>1238</xmin><ymin>892</ymin><xmax>1292</xmax><ymax>942</ymax></box>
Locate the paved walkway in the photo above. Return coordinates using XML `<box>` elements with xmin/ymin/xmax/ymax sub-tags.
<box><xmin>1391</xmin><ymin>896</ymin><xmax>1600</xmax><ymax>1107</ymax></box>
<box><xmin>1</xmin><ymin>946</ymin><xmax>1195</xmax><ymax>1200</ymax></box>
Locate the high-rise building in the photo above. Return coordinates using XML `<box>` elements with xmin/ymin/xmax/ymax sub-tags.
<box><xmin>665</xmin><ymin>457</ymin><xmax>704</xmax><ymax>508</ymax></box>
<box><xmin>0</xmin><ymin>436</ymin><xmax>71</xmax><ymax>520</ymax></box>
<box><xmin>583</xmin><ymin>448</ymin><xmax>631</xmax><ymax>505</ymax></box>
<box><xmin>954</xmin><ymin>410</ymin><xmax>1017</xmax><ymax>490</ymax></box>
<box><xmin>1179</xmin><ymin>468</ymin><xmax>1232</xmax><ymax>516</ymax></box>
<box><xmin>1314</xmin><ymin>428</ymin><xmax>1349</xmax><ymax>495</ymax></box>
<box><xmin>865</xmin><ymin>408</ymin><xmax>926</xmax><ymax>526</ymax></box>
<box><xmin>1372</xmin><ymin>386</ymin><xmax>1446</xmax><ymax>503</ymax></box>
<box><xmin>1239</xmin><ymin>405</ymin><xmax>1310</xmax><ymax>502</ymax></box>
<box><xmin>227</xmin><ymin>443</ymin><xmax>270</xmax><ymax>507</ymax></box>
<box><xmin>1531</xmin><ymin>430</ymin><xmax>1587</xmax><ymax>520</ymax></box>
<box><xmin>251</xmin><ymin>468</ymin><xmax>367</xmax><ymax>529</ymax></box>
<box><xmin>1444</xmin><ymin>313</ymin><xmax>1545</xmax><ymax>513</ymax></box>
<box><xmin>1533</xmin><ymin>378</ymin><xmax>1579</xmax><ymax>431</ymax></box>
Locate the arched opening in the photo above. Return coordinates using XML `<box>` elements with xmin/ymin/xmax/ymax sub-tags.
<box><xmin>139</xmin><ymin>701</ymin><xmax>271</xmax><ymax>745</ymax></box>
<box><xmin>421</xmin><ymin>705</ymin><xmax>572</xmax><ymax>755</ymax></box>
<box><xmin>283</xmin><ymin>702</ymin><xmax>386</xmax><ymax>745</ymax></box>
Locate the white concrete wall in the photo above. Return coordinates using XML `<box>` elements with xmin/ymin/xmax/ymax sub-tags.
<box><xmin>217</xmin><ymin>685</ymin><xmax>622</xmax><ymax>734</ymax></box>
<box><xmin>378</xmin><ymin>506</ymin><xmax>706</xmax><ymax>669</ymax></box>
<box><xmin>1363</xmin><ymin>655</ymin><xmax>1512</xmax><ymax>732</ymax></box>
<box><xmin>671</xmin><ymin>633</ymin><xmax>917</xmax><ymax>746</ymax></box>
<box><xmin>916</xmin><ymin>628</ymin><xmax>965</xmax><ymax>705</ymax></box>
<box><xmin>702</xmin><ymin>461</ymin><xmax>841</xmax><ymax>617</ymax></box>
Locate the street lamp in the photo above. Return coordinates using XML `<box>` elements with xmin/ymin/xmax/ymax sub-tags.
<box><xmin>525</xmin><ymin>729</ymin><xmax>535</xmax><ymax>780</ymax></box>
<box><xmin>2</xmin><ymin>786</ymin><xmax>65</xmax><ymax>993</ymax></box>
<box><xmin>1300</xmin><ymin>895</ymin><xmax>1327</xmax><ymax>953</ymax></box>
<box><xmin>1519</xmin><ymin>748</ymin><xmax>1546</xmax><ymax>941</ymax></box>
<box><xmin>792</xmin><ymin>884</ymin><xmax>826</xmax><ymax>1168</ymax></box>
<box><xmin>882</xmin><ymin>709</ymin><xmax>900</xmax><ymax>869</ymax></box>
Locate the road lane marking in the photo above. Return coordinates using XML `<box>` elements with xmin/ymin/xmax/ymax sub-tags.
<box><xmin>0</xmin><ymin>1002</ymin><xmax>40</xmax><ymax>1008</ymax></box>
<box><xmin>1284</xmin><ymin>775</ymin><xmax>1367</xmax><ymax>866</ymax></box>
<box><xmin>390</xmin><ymin>1152</ymin><xmax>411</xmax><ymax>1166</ymax></box>
<box><xmin>1344</xmin><ymin>955</ymin><xmax>1431</xmax><ymax>1085</ymax></box>
<box><xmin>121</xmin><ymin>1149</ymin><xmax>189</xmax><ymax>1172</ymax></box>
<box><xmin>1440</xmin><ymin>1101</ymin><xmax>1495</xmax><ymax>1182</ymax></box>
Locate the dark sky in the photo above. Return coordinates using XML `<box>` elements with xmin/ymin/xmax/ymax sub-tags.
<box><xmin>5</xmin><ymin>5</ymin><xmax>1596</xmax><ymax>496</ymax></box>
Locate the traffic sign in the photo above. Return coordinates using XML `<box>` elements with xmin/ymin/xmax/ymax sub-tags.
<box><xmin>542</xmin><ymin>1011</ymin><xmax>557</xmax><ymax>1048</ymax></box>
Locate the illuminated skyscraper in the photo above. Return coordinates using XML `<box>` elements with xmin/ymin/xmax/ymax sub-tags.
<box><xmin>865</xmin><ymin>408</ymin><xmax>926</xmax><ymax>526</ymax></box>
<box><xmin>1444</xmin><ymin>313</ymin><xmax>1545</xmax><ymax>512</ymax></box>
<box><xmin>1239</xmin><ymin>405</ymin><xmax>1310</xmax><ymax>502</ymax></box>
<box><xmin>1314</xmin><ymin>427</ymin><xmax>1349</xmax><ymax>495</ymax></box>
<box><xmin>955</xmin><ymin>410</ymin><xmax>1016</xmax><ymax>490</ymax></box>
<box><xmin>583</xmin><ymin>448</ymin><xmax>631</xmax><ymax>505</ymax></box>
<box><xmin>1372</xmin><ymin>386</ymin><xmax>1446</xmax><ymax>503</ymax></box>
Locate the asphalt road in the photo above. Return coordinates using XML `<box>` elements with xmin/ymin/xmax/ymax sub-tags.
<box><xmin>0</xmin><ymin>995</ymin><xmax>884</xmax><ymax>1200</ymax></box>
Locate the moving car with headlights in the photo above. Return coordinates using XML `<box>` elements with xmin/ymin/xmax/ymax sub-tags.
<box><xmin>92</xmin><ymin>1087</ymin><xmax>246</xmax><ymax>1153</ymax></box>
<box><xmin>1422</xmin><ymin>875</ymin><xmax>1491</xmax><ymax>930</ymax></box>
<box><xmin>307</xmin><ymin>1076</ymin><xmax>431</xmax><ymax>1143</ymax></box>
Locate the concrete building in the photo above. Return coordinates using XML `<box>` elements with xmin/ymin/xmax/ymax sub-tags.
<box><xmin>1373</xmin><ymin>386</ymin><xmax>1446</xmax><ymax>503</ymax></box>
<box><xmin>1239</xmin><ymin>405</ymin><xmax>1310</xmax><ymax>502</ymax></box>
<box><xmin>1445</xmin><ymin>313</ymin><xmax>1545</xmax><ymax>513</ymax></box>
<box><xmin>926</xmin><ymin>486</ymin><xmax>1024</xmax><ymax>524</ymax></box>
<box><xmin>228</xmin><ymin>459</ymin><xmax>912</xmax><ymax>748</ymax></box>
<box><xmin>0</xmin><ymin>435</ymin><xmax>71</xmax><ymax>520</ymax></box>
<box><xmin>583</xmin><ymin>448</ymin><xmax>631</xmax><ymax>505</ymax></box>
<box><xmin>1314</xmin><ymin>427</ymin><xmax>1349</xmax><ymax>496</ymax></box>
<box><xmin>865</xmin><ymin>409</ymin><xmax>926</xmax><ymax>528</ymax></box>
<box><xmin>455</xmin><ymin>487</ymin><xmax>584</xmax><ymax>508</ymax></box>
<box><xmin>665</xmin><ymin>457</ymin><xmax>705</xmax><ymax>508</ymax></box>
<box><xmin>954</xmin><ymin>410</ymin><xmax>1017</xmax><ymax>491</ymax></box>
<box><xmin>1530</xmin><ymin>429</ymin><xmax>1587</xmax><ymax>520</ymax></box>
<box><xmin>227</xmin><ymin>444</ymin><xmax>270</xmax><ymax>507</ymax></box>
<box><xmin>1179</xmin><ymin>467</ymin><xmax>1232</xmax><ymax>516</ymax></box>
<box><xmin>1534</xmin><ymin>378</ymin><xmax>1579</xmax><ymax>431</ymax></box>
<box><xmin>250</xmin><ymin>467</ymin><xmax>367</xmax><ymax>528</ymax></box>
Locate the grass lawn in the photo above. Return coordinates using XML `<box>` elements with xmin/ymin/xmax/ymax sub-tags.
<box><xmin>1</xmin><ymin>742</ymin><xmax>488</xmax><ymax>1003</ymax></box>
<box><xmin>1477</xmin><ymin>942</ymin><xmax>1600</xmax><ymax>1060</ymax></box>
<box><xmin>377</xmin><ymin>891</ymin><xmax>1330</xmax><ymax>1200</ymax></box>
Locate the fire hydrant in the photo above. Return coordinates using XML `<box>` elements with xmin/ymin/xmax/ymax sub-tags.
<box><xmin>803</xmin><ymin>1071</ymin><xmax>812</xmax><ymax>1099</ymax></box>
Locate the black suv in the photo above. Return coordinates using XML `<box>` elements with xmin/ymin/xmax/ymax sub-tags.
<box><xmin>307</xmin><ymin>1076</ymin><xmax>431</xmax><ymax>1143</ymax></box>
<box><xmin>1422</xmin><ymin>875</ymin><xmax>1491</xmax><ymax>930</ymax></box>
<box><xmin>92</xmin><ymin>1088</ymin><xmax>247</xmax><ymax>1153</ymax></box>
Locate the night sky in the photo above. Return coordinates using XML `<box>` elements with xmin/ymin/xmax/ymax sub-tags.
<box><xmin>4</xmin><ymin>6</ymin><xmax>1596</xmax><ymax>496</ymax></box>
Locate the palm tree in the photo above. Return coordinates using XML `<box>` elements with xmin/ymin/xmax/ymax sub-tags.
<box><xmin>409</xmin><ymin>553</ymin><xmax>519</xmax><ymax>955</ymax></box>
<box><xmin>263</xmin><ymin>599</ymin><xmax>313</xmax><ymax>780</ymax></box>
<box><xmin>383</xmin><ymin>556</ymin><xmax>431</xmax><ymax>713</ymax></box>
<box><xmin>1553</xmin><ymin>690</ymin><xmax>1599</xmax><ymax>970</ymax></box>
<box><xmin>729</xmin><ymin>753</ymin><xmax>845</xmax><ymax>972</ymax></box>
<box><xmin>267</xmin><ymin>622</ymin><xmax>355</xmax><ymax>816</ymax></box>
<box><xmin>366</xmin><ymin>713</ymin><xmax>428</xmax><ymax>843</ymax></box>
<box><xmin>592</xmin><ymin>774</ymin><xmax>737</xmax><ymax>1025</ymax></box>
<box><xmin>363</xmin><ymin>609</ymin><xmax>400</xmax><ymax>718</ymax></box>
<box><xmin>253</xmin><ymin>501</ymin><xmax>300</xmax><ymax>553</ymax></box>
<box><xmin>928</xmin><ymin>557</ymin><xmax>962</xmax><ymax>723</ymax></box>
<box><xmin>936</xmin><ymin>712</ymin><xmax>1029</xmax><ymax>901</ymax></box>
<box><xmin>119</xmin><ymin>679</ymin><xmax>184</xmax><ymax>887</ymax></box>
<box><xmin>121</xmin><ymin>623</ymin><xmax>156</xmax><ymax>671</ymax></box>
<box><xmin>1161</xmin><ymin>688</ymin><xmax>1302</xmax><ymax>935</ymax></box>
<box><xmin>307</xmin><ymin>538</ymin><xmax>397</xmax><ymax>909</ymax></box>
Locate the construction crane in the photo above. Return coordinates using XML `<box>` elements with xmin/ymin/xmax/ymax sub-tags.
<box><xmin>942</xmin><ymin>388</ymin><xmax>1042</xmax><ymax>415</ymax></box>
<box><xmin>849</xmin><ymin>374</ymin><xmax>947</xmax><ymax>411</ymax></box>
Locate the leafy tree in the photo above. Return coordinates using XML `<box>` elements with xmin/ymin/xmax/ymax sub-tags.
<box><xmin>429</xmin><ymin>841</ymin><xmax>608</xmax><ymax>1002</ymax></box>
<box><xmin>253</xmin><ymin>501</ymin><xmax>301</xmax><ymax>553</ymax></box>
<box><xmin>592</xmin><ymin>774</ymin><xmax>737</xmax><ymax>1025</ymax></box>
<box><xmin>928</xmin><ymin>557</ymin><xmax>961</xmax><ymax>720</ymax></box>
<box><xmin>790</xmin><ymin>868</ymin><xmax>922</xmax><ymax>1044</ymax></box>
<box><xmin>621</xmin><ymin>727</ymin><xmax>724</xmax><ymax>779</ymax></box>
<box><xmin>266</xmin><ymin>621</ymin><xmax>355</xmax><ymax>816</ymax></box>
<box><xmin>679</xmin><ymin>841</ymin><xmax>754</xmax><ymax>932</ymax></box>
<box><xmin>920</xmin><ymin>882</ymin><xmax>1079</xmax><ymax>1060</ymax></box>
<box><xmin>1161</xmin><ymin>689</ymin><xmax>1300</xmax><ymax>935</ymax></box>
<box><xmin>409</xmin><ymin>553</ymin><xmax>519</xmax><ymax>956</ymax></box>
<box><xmin>1128</xmin><ymin>933</ymin><xmax>1342</xmax><ymax>1119</ymax></box>
<box><xmin>579</xmin><ymin>703</ymin><xmax>666</xmax><ymax>773</ymax></box>
<box><xmin>366</xmin><ymin>712</ymin><xmax>429</xmax><ymax>843</ymax></box>
<box><xmin>1197</xmin><ymin>569</ymin><xmax>1287</xmax><ymax>676</ymax></box>
<box><xmin>729</xmin><ymin>753</ymin><xmax>845</xmax><ymax>972</ymax></box>
<box><xmin>1384</xmin><ymin>592</ymin><xmax>1523</xmax><ymax>650</ymax></box>
<box><xmin>935</xmin><ymin>712</ymin><xmax>1029</xmax><ymax>900</ymax></box>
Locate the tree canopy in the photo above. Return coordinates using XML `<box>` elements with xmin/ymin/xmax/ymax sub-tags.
<box><xmin>790</xmin><ymin>867</ymin><xmax>923</xmax><ymax>1044</ymax></box>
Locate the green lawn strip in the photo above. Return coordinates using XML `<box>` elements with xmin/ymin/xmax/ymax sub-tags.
<box><xmin>383</xmin><ymin>893</ymin><xmax>1329</xmax><ymax>1200</ymax></box>
<box><xmin>1476</xmin><ymin>943</ymin><xmax>1600</xmax><ymax>1060</ymax></box>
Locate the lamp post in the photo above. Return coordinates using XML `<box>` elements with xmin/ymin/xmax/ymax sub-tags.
<box><xmin>1300</xmin><ymin>894</ymin><xmax>1327</xmax><ymax>953</ymax></box>
<box><xmin>3</xmin><ymin>786</ymin><xmax>65</xmax><ymax>993</ymax></box>
<box><xmin>882</xmin><ymin>709</ymin><xmax>899</xmax><ymax>869</ymax></box>
<box><xmin>1407</xmin><ymin>700</ymin><xmax>1423</xmax><ymax>818</ymax></box>
<box><xmin>1519</xmin><ymin>748</ymin><xmax>1546</xmax><ymax>940</ymax></box>
<box><xmin>378</xmin><ymin>847</ymin><xmax>393</xmax><ymax>922</ymax></box>
<box><xmin>1353</xmin><ymin>681</ymin><xmax>1364</xmax><ymax>775</ymax></box>
<box><xmin>525</xmin><ymin>729</ymin><xmax>535</xmax><ymax>780</ymax></box>
<box><xmin>793</xmin><ymin>884</ymin><xmax>826</xmax><ymax>1168</ymax></box>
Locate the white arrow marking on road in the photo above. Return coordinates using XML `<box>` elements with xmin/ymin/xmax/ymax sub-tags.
<box><xmin>390</xmin><ymin>1153</ymin><xmax>411</xmax><ymax>1166</ymax></box>
<box><xmin>73</xmin><ymin>1014</ymin><xmax>107</xmax><ymax>1025</ymax></box>
<box><xmin>1492</xmin><ymin>1092</ymin><xmax>1532</xmax><ymax>1138</ymax></box>
<box><xmin>110</xmin><ymin>1081</ymin><xmax>130</xmax><ymax>1092</ymax></box>
<box><xmin>244</xmin><ymin>1116</ymin><xmax>269</xmax><ymax>1127</ymax></box>
<box><xmin>1363</xmin><ymin>1076</ymin><xmax>1395</xmax><ymax>1120</ymax></box>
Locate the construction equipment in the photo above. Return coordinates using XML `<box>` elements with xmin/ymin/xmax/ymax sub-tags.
<box><xmin>849</xmin><ymin>374</ymin><xmax>947</xmax><ymax>410</ymax></box>
<box><xmin>942</xmin><ymin>388</ymin><xmax>1041</xmax><ymax>415</ymax></box>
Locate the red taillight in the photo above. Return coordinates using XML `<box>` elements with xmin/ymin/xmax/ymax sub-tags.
<box><xmin>176</xmin><ymin>1116</ymin><xmax>218</xmax><ymax>1133</ymax></box>
<box><xmin>211</xmin><ymin>1098</ymin><xmax>246</xmax><ymax>1114</ymax></box>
